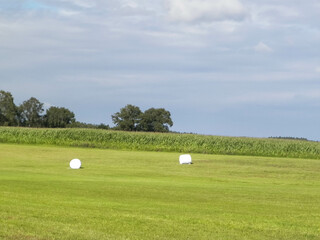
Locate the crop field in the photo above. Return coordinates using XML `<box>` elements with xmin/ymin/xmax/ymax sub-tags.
<box><xmin>1</xmin><ymin>127</ymin><xmax>320</xmax><ymax>159</ymax></box>
<box><xmin>1</xmin><ymin>143</ymin><xmax>320</xmax><ymax>239</ymax></box>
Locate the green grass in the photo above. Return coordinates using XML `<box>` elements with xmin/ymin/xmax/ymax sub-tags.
<box><xmin>1</xmin><ymin>143</ymin><xmax>319</xmax><ymax>239</ymax></box>
<box><xmin>1</xmin><ymin>127</ymin><xmax>320</xmax><ymax>159</ymax></box>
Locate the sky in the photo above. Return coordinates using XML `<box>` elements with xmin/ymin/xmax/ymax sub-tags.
<box><xmin>1</xmin><ymin>0</ymin><xmax>320</xmax><ymax>140</ymax></box>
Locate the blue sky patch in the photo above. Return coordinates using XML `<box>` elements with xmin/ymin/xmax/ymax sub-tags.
<box><xmin>22</xmin><ymin>0</ymin><xmax>52</xmax><ymax>10</ymax></box>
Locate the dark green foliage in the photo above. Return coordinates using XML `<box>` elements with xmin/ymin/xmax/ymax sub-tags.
<box><xmin>1</xmin><ymin>90</ymin><xmax>174</xmax><ymax>132</ymax></box>
<box><xmin>112</xmin><ymin>105</ymin><xmax>174</xmax><ymax>132</ymax></box>
<box><xmin>19</xmin><ymin>97</ymin><xmax>44</xmax><ymax>127</ymax></box>
<box><xmin>44</xmin><ymin>107</ymin><xmax>75</xmax><ymax>128</ymax></box>
<box><xmin>96</xmin><ymin>123</ymin><xmax>110</xmax><ymax>130</ymax></box>
<box><xmin>69</xmin><ymin>121</ymin><xmax>110</xmax><ymax>129</ymax></box>
<box><xmin>139</xmin><ymin>108</ymin><xmax>173</xmax><ymax>132</ymax></box>
<box><xmin>0</xmin><ymin>90</ymin><xmax>18</xmax><ymax>126</ymax></box>
<box><xmin>112</xmin><ymin>104</ymin><xmax>142</xmax><ymax>131</ymax></box>
<box><xmin>269</xmin><ymin>136</ymin><xmax>309</xmax><ymax>141</ymax></box>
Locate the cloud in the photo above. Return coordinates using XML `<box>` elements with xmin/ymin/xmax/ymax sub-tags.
<box><xmin>1</xmin><ymin>0</ymin><xmax>320</xmax><ymax>140</ymax></box>
<box><xmin>60</xmin><ymin>0</ymin><xmax>96</xmax><ymax>8</ymax></box>
<box><xmin>166</xmin><ymin>0</ymin><xmax>248</xmax><ymax>23</ymax></box>
<box><xmin>254</xmin><ymin>42</ymin><xmax>273</xmax><ymax>53</ymax></box>
<box><xmin>121</xmin><ymin>0</ymin><xmax>139</xmax><ymax>9</ymax></box>
<box><xmin>58</xmin><ymin>9</ymin><xmax>80</xmax><ymax>16</ymax></box>
<box><xmin>230</xmin><ymin>90</ymin><xmax>320</xmax><ymax>110</ymax></box>
<box><xmin>254</xmin><ymin>4</ymin><xmax>300</xmax><ymax>19</ymax></box>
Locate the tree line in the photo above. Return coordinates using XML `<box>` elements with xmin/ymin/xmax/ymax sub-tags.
<box><xmin>0</xmin><ymin>90</ymin><xmax>173</xmax><ymax>132</ymax></box>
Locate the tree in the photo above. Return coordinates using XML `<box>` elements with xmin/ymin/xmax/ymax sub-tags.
<box><xmin>138</xmin><ymin>108</ymin><xmax>173</xmax><ymax>132</ymax></box>
<box><xmin>45</xmin><ymin>106</ymin><xmax>75</xmax><ymax>128</ymax></box>
<box><xmin>68</xmin><ymin>121</ymin><xmax>110</xmax><ymax>130</ymax></box>
<box><xmin>0</xmin><ymin>90</ymin><xmax>18</xmax><ymax>126</ymax></box>
<box><xmin>111</xmin><ymin>104</ymin><xmax>142</xmax><ymax>131</ymax></box>
<box><xmin>19</xmin><ymin>97</ymin><xmax>44</xmax><ymax>127</ymax></box>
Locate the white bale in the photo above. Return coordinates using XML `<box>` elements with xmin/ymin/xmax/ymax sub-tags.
<box><xmin>70</xmin><ymin>159</ymin><xmax>81</xmax><ymax>169</ymax></box>
<box><xmin>179</xmin><ymin>154</ymin><xmax>192</xmax><ymax>164</ymax></box>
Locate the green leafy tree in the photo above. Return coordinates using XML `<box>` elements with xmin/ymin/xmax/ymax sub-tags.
<box><xmin>19</xmin><ymin>97</ymin><xmax>44</xmax><ymax>127</ymax></box>
<box><xmin>45</xmin><ymin>107</ymin><xmax>75</xmax><ymax>128</ymax></box>
<box><xmin>0</xmin><ymin>90</ymin><xmax>18</xmax><ymax>126</ymax></box>
<box><xmin>138</xmin><ymin>108</ymin><xmax>173</xmax><ymax>132</ymax></box>
<box><xmin>112</xmin><ymin>104</ymin><xmax>142</xmax><ymax>131</ymax></box>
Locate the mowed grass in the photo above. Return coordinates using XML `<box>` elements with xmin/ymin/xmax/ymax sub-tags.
<box><xmin>0</xmin><ymin>144</ymin><xmax>320</xmax><ymax>240</ymax></box>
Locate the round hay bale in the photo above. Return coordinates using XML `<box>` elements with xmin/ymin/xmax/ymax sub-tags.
<box><xmin>70</xmin><ymin>159</ymin><xmax>81</xmax><ymax>169</ymax></box>
<box><xmin>179</xmin><ymin>154</ymin><xmax>192</xmax><ymax>164</ymax></box>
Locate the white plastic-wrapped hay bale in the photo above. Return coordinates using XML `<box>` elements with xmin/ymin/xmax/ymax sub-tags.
<box><xmin>179</xmin><ymin>154</ymin><xmax>192</xmax><ymax>164</ymax></box>
<box><xmin>70</xmin><ymin>159</ymin><xmax>82</xmax><ymax>169</ymax></box>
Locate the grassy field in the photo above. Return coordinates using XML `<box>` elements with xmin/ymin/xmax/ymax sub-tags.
<box><xmin>1</xmin><ymin>127</ymin><xmax>320</xmax><ymax>159</ymax></box>
<box><xmin>1</xmin><ymin>143</ymin><xmax>319</xmax><ymax>239</ymax></box>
